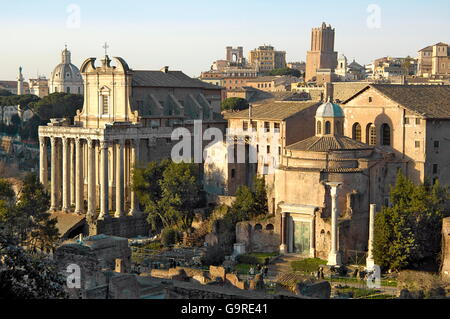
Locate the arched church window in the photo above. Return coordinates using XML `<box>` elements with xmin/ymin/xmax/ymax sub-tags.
<box><xmin>99</xmin><ymin>87</ymin><xmax>110</xmax><ymax>115</ymax></box>
<box><xmin>335</xmin><ymin>121</ymin><xmax>341</xmax><ymax>135</ymax></box>
<box><xmin>352</xmin><ymin>123</ymin><xmax>362</xmax><ymax>141</ymax></box>
<box><xmin>325</xmin><ymin>121</ymin><xmax>331</xmax><ymax>134</ymax></box>
<box><xmin>317</xmin><ymin>121</ymin><xmax>322</xmax><ymax>134</ymax></box>
<box><xmin>66</xmin><ymin>87</ymin><xmax>70</xmax><ymax>93</ymax></box>
<box><xmin>381</xmin><ymin>124</ymin><xmax>391</xmax><ymax>146</ymax></box>
<box><xmin>366</xmin><ymin>123</ymin><xmax>377</xmax><ymax>145</ymax></box>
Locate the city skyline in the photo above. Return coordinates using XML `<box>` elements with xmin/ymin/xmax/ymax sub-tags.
<box><xmin>1</xmin><ymin>0</ymin><xmax>449</xmax><ymax>80</ymax></box>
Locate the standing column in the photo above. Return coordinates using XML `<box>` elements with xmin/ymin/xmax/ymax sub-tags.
<box><xmin>74</xmin><ymin>138</ymin><xmax>83</xmax><ymax>215</ymax></box>
<box><xmin>280</xmin><ymin>212</ymin><xmax>287</xmax><ymax>254</ymax></box>
<box><xmin>99</xmin><ymin>141</ymin><xmax>110</xmax><ymax>219</ymax></box>
<box><xmin>310</xmin><ymin>213</ymin><xmax>316</xmax><ymax>258</ymax></box>
<box><xmin>62</xmin><ymin>137</ymin><xmax>70</xmax><ymax>212</ymax></box>
<box><xmin>115</xmin><ymin>139</ymin><xmax>125</xmax><ymax>218</ymax></box>
<box><xmin>70</xmin><ymin>139</ymin><xmax>76</xmax><ymax>206</ymax></box>
<box><xmin>39</xmin><ymin>136</ymin><xmax>48</xmax><ymax>188</ymax></box>
<box><xmin>50</xmin><ymin>137</ymin><xmax>58</xmax><ymax>212</ymax></box>
<box><xmin>128</xmin><ymin>138</ymin><xmax>141</xmax><ymax>216</ymax></box>
<box><xmin>366</xmin><ymin>204</ymin><xmax>377</xmax><ymax>269</ymax></box>
<box><xmin>327</xmin><ymin>182</ymin><xmax>342</xmax><ymax>266</ymax></box>
<box><xmin>87</xmin><ymin>139</ymin><xmax>96</xmax><ymax>219</ymax></box>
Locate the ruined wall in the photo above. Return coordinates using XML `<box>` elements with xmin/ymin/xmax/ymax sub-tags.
<box><xmin>54</xmin><ymin>243</ymin><xmax>107</xmax><ymax>299</ymax></box>
<box><xmin>236</xmin><ymin>218</ymin><xmax>280</xmax><ymax>253</ymax></box>
<box><xmin>90</xmin><ymin>214</ymin><xmax>150</xmax><ymax>238</ymax></box>
<box><xmin>82</xmin><ymin>235</ymin><xmax>132</xmax><ymax>271</ymax></box>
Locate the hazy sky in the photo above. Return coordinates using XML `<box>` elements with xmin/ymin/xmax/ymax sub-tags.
<box><xmin>1</xmin><ymin>0</ymin><xmax>449</xmax><ymax>81</ymax></box>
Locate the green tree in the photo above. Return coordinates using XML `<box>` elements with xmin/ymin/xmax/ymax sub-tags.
<box><xmin>29</xmin><ymin>92</ymin><xmax>83</xmax><ymax>122</ymax></box>
<box><xmin>221</xmin><ymin>97</ymin><xmax>249</xmax><ymax>111</ymax></box>
<box><xmin>20</xmin><ymin>115</ymin><xmax>42</xmax><ymax>140</ymax></box>
<box><xmin>373</xmin><ymin>171</ymin><xmax>449</xmax><ymax>271</ymax></box>
<box><xmin>231</xmin><ymin>176</ymin><xmax>268</xmax><ymax>221</ymax></box>
<box><xmin>0</xmin><ymin>89</ymin><xmax>12</xmax><ymax>97</ymax></box>
<box><xmin>253</xmin><ymin>176</ymin><xmax>269</xmax><ymax>214</ymax></box>
<box><xmin>0</xmin><ymin>174</ymin><xmax>59</xmax><ymax>251</ymax></box>
<box><xmin>267</xmin><ymin>67</ymin><xmax>302</xmax><ymax>78</ymax></box>
<box><xmin>0</xmin><ymin>176</ymin><xmax>65</xmax><ymax>299</ymax></box>
<box><xmin>0</xmin><ymin>230</ymin><xmax>66</xmax><ymax>299</ymax></box>
<box><xmin>133</xmin><ymin>160</ymin><xmax>203</xmax><ymax>234</ymax></box>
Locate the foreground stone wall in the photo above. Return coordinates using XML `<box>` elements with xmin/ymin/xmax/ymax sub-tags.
<box><xmin>442</xmin><ymin>217</ymin><xmax>450</xmax><ymax>281</ymax></box>
<box><xmin>55</xmin><ymin>236</ymin><xmax>139</xmax><ymax>299</ymax></box>
<box><xmin>89</xmin><ymin>214</ymin><xmax>150</xmax><ymax>238</ymax></box>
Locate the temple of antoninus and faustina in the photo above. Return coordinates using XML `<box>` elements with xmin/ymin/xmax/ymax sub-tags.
<box><xmin>38</xmin><ymin>54</ymin><xmax>225</xmax><ymax>238</ymax></box>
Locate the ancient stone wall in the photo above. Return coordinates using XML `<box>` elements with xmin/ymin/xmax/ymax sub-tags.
<box><xmin>54</xmin><ymin>243</ymin><xmax>107</xmax><ymax>298</ymax></box>
<box><xmin>91</xmin><ymin>214</ymin><xmax>150</xmax><ymax>238</ymax></box>
<box><xmin>81</xmin><ymin>234</ymin><xmax>132</xmax><ymax>271</ymax></box>
<box><xmin>236</xmin><ymin>218</ymin><xmax>279</xmax><ymax>253</ymax></box>
<box><xmin>209</xmin><ymin>265</ymin><xmax>226</xmax><ymax>281</ymax></box>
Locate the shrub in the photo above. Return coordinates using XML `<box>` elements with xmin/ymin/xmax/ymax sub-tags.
<box><xmin>291</xmin><ymin>258</ymin><xmax>327</xmax><ymax>273</ymax></box>
<box><xmin>201</xmin><ymin>245</ymin><xmax>225</xmax><ymax>266</ymax></box>
<box><xmin>373</xmin><ymin>171</ymin><xmax>448</xmax><ymax>271</ymax></box>
<box><xmin>221</xmin><ymin>98</ymin><xmax>249</xmax><ymax>111</ymax></box>
<box><xmin>161</xmin><ymin>227</ymin><xmax>181</xmax><ymax>247</ymax></box>
<box><xmin>236</xmin><ymin>254</ymin><xmax>259</xmax><ymax>265</ymax></box>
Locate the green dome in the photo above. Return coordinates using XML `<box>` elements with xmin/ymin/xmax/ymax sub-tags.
<box><xmin>316</xmin><ymin>100</ymin><xmax>344</xmax><ymax>118</ymax></box>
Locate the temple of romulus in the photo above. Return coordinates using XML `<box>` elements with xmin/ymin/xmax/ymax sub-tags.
<box><xmin>38</xmin><ymin>54</ymin><xmax>225</xmax><ymax>238</ymax></box>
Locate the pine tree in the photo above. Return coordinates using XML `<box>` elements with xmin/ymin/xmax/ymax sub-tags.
<box><xmin>373</xmin><ymin>171</ymin><xmax>448</xmax><ymax>271</ymax></box>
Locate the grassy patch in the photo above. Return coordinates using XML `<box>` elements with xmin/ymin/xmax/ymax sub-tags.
<box><xmin>290</xmin><ymin>258</ymin><xmax>327</xmax><ymax>273</ymax></box>
<box><xmin>236</xmin><ymin>252</ymin><xmax>279</xmax><ymax>265</ymax></box>
<box><xmin>329</xmin><ymin>276</ymin><xmax>397</xmax><ymax>287</ymax></box>
<box><xmin>381</xmin><ymin>278</ymin><xmax>398</xmax><ymax>287</ymax></box>
<box><xmin>235</xmin><ymin>264</ymin><xmax>252</xmax><ymax>275</ymax></box>
<box><xmin>131</xmin><ymin>240</ymin><xmax>165</xmax><ymax>264</ymax></box>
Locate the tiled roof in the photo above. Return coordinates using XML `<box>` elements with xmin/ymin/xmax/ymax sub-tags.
<box><xmin>132</xmin><ymin>70</ymin><xmax>220</xmax><ymax>89</ymax></box>
<box><xmin>224</xmin><ymin>101</ymin><xmax>320</xmax><ymax>121</ymax></box>
<box><xmin>246</xmin><ymin>76</ymin><xmax>278</xmax><ymax>83</ymax></box>
<box><xmin>344</xmin><ymin>84</ymin><xmax>450</xmax><ymax>119</ymax></box>
<box><xmin>0</xmin><ymin>81</ymin><xmax>18</xmax><ymax>88</ymax></box>
<box><xmin>419</xmin><ymin>45</ymin><xmax>433</xmax><ymax>52</ymax></box>
<box><xmin>287</xmin><ymin>135</ymin><xmax>373</xmax><ymax>152</ymax></box>
<box><xmin>279</xmin><ymin>166</ymin><xmax>364</xmax><ymax>173</ymax></box>
<box><xmin>332</xmin><ymin>82</ymin><xmax>371</xmax><ymax>102</ymax></box>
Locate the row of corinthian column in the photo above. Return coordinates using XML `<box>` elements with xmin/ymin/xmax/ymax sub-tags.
<box><xmin>39</xmin><ymin>136</ymin><xmax>141</xmax><ymax>220</ymax></box>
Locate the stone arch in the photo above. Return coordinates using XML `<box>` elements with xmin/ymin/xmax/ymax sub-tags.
<box><xmin>325</xmin><ymin>121</ymin><xmax>331</xmax><ymax>134</ymax></box>
<box><xmin>366</xmin><ymin>123</ymin><xmax>376</xmax><ymax>145</ymax></box>
<box><xmin>254</xmin><ymin>224</ymin><xmax>263</xmax><ymax>231</ymax></box>
<box><xmin>352</xmin><ymin>123</ymin><xmax>362</xmax><ymax>141</ymax></box>
<box><xmin>335</xmin><ymin>120</ymin><xmax>343</xmax><ymax>135</ymax></box>
<box><xmin>266</xmin><ymin>224</ymin><xmax>274</xmax><ymax>231</ymax></box>
<box><xmin>381</xmin><ymin>123</ymin><xmax>391</xmax><ymax>146</ymax></box>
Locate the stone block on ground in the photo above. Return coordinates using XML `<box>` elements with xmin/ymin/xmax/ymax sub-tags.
<box><xmin>249</xmin><ymin>274</ymin><xmax>265</xmax><ymax>291</ymax></box>
<box><xmin>295</xmin><ymin>281</ymin><xmax>331</xmax><ymax>299</ymax></box>
<box><xmin>209</xmin><ymin>265</ymin><xmax>226</xmax><ymax>281</ymax></box>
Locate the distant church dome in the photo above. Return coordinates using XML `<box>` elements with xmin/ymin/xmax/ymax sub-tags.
<box><xmin>315</xmin><ymin>99</ymin><xmax>344</xmax><ymax>118</ymax></box>
<box><xmin>49</xmin><ymin>47</ymin><xmax>83</xmax><ymax>94</ymax></box>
